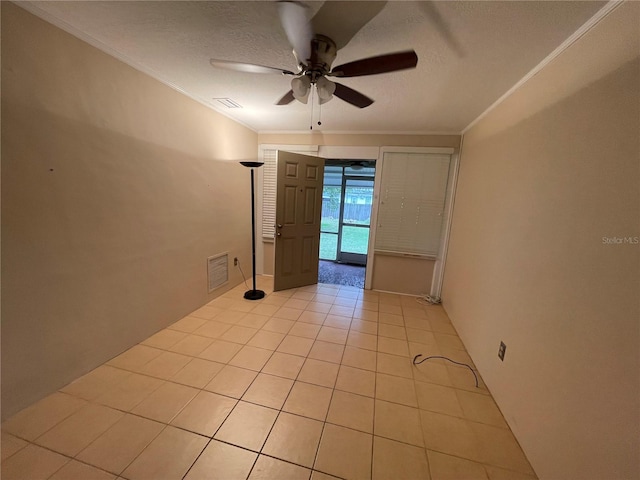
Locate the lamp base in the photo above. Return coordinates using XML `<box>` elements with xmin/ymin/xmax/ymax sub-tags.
<box><xmin>244</xmin><ymin>289</ymin><xmax>265</xmax><ymax>301</ymax></box>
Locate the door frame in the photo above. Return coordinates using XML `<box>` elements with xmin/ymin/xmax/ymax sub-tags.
<box><xmin>320</xmin><ymin>163</ymin><xmax>375</xmax><ymax>266</ymax></box>
<box><xmin>257</xmin><ymin>145</ymin><xmax>378</xmax><ymax>280</ymax></box>
<box><xmin>318</xmin><ymin>147</ymin><xmax>379</xmax><ymax>288</ymax></box>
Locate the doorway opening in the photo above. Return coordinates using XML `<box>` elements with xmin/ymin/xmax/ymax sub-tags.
<box><xmin>318</xmin><ymin>160</ymin><xmax>375</xmax><ymax>288</ymax></box>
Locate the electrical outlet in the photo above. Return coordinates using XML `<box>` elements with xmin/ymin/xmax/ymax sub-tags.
<box><xmin>498</xmin><ymin>341</ymin><xmax>506</xmax><ymax>361</ymax></box>
<box><xmin>234</xmin><ymin>257</ymin><xmax>238</xmax><ymax>266</ymax></box>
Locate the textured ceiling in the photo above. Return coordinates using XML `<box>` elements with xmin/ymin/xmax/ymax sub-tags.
<box><xmin>22</xmin><ymin>1</ymin><xmax>606</xmax><ymax>133</ymax></box>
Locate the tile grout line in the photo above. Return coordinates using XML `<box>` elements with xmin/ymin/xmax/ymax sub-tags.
<box><xmin>370</xmin><ymin>323</ymin><xmax>379</xmax><ymax>480</ymax></box>
<box><xmin>4</xmin><ymin>281</ymin><xmax>534</xmax><ymax>479</ymax></box>
<box><xmin>115</xmin><ymin>423</ymin><xmax>169</xmax><ymax>479</ymax></box>
<box><xmin>217</xmin><ymin>293</ymin><xmax>336</xmax><ymax>478</ymax></box>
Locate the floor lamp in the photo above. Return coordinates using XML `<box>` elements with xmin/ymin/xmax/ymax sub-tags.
<box><xmin>240</xmin><ymin>161</ymin><xmax>265</xmax><ymax>300</ymax></box>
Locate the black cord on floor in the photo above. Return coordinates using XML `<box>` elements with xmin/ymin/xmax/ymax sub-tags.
<box><xmin>413</xmin><ymin>354</ymin><xmax>479</xmax><ymax>388</ymax></box>
<box><xmin>236</xmin><ymin>259</ymin><xmax>250</xmax><ymax>289</ymax></box>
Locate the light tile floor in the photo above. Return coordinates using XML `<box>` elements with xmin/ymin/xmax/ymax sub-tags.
<box><xmin>1</xmin><ymin>278</ymin><xmax>538</xmax><ymax>480</ymax></box>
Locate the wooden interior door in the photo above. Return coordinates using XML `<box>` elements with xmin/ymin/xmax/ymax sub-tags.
<box><xmin>273</xmin><ymin>151</ymin><xmax>325</xmax><ymax>291</ymax></box>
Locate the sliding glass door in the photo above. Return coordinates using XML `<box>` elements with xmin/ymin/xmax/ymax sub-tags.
<box><xmin>320</xmin><ymin>162</ymin><xmax>375</xmax><ymax>266</ymax></box>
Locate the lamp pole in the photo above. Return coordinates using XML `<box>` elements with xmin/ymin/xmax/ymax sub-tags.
<box><xmin>240</xmin><ymin>161</ymin><xmax>265</xmax><ymax>300</ymax></box>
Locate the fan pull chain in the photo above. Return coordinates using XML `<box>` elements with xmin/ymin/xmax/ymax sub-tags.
<box><xmin>318</xmin><ymin>100</ymin><xmax>322</xmax><ymax>127</ymax></box>
<box><xmin>309</xmin><ymin>88</ymin><xmax>315</xmax><ymax>130</ymax></box>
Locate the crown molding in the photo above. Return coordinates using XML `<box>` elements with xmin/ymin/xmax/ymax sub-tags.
<box><xmin>462</xmin><ymin>0</ymin><xmax>624</xmax><ymax>134</ymax></box>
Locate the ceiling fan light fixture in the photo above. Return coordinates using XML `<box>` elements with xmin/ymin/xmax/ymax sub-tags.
<box><xmin>316</xmin><ymin>76</ymin><xmax>336</xmax><ymax>104</ymax></box>
<box><xmin>210</xmin><ymin>2</ymin><xmax>419</xmax><ymax>112</ymax></box>
<box><xmin>291</xmin><ymin>75</ymin><xmax>311</xmax><ymax>103</ymax></box>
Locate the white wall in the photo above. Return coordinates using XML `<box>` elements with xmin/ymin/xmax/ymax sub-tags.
<box><xmin>442</xmin><ymin>3</ymin><xmax>639</xmax><ymax>479</ymax></box>
<box><xmin>1</xmin><ymin>3</ymin><xmax>258</xmax><ymax>418</ymax></box>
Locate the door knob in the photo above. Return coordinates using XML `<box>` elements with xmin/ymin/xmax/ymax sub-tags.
<box><xmin>276</xmin><ymin>224</ymin><xmax>283</xmax><ymax>229</ymax></box>
<box><xmin>277</xmin><ymin>232</ymin><xmax>281</xmax><ymax>236</ymax></box>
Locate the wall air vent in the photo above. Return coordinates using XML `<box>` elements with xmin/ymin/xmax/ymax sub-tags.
<box><xmin>213</xmin><ymin>98</ymin><xmax>242</xmax><ymax>108</ymax></box>
<box><xmin>207</xmin><ymin>253</ymin><xmax>229</xmax><ymax>293</ymax></box>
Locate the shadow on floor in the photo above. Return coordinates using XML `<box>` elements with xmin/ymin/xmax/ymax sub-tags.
<box><xmin>318</xmin><ymin>260</ymin><xmax>365</xmax><ymax>288</ymax></box>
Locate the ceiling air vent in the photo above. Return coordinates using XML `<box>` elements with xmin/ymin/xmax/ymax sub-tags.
<box><xmin>213</xmin><ymin>98</ymin><xmax>242</xmax><ymax>108</ymax></box>
<box><xmin>207</xmin><ymin>253</ymin><xmax>229</xmax><ymax>293</ymax></box>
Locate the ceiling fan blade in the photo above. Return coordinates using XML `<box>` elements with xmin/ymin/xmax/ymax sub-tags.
<box><xmin>277</xmin><ymin>1</ymin><xmax>313</xmax><ymax>65</ymax></box>
<box><xmin>275</xmin><ymin>90</ymin><xmax>296</xmax><ymax>105</ymax></box>
<box><xmin>311</xmin><ymin>1</ymin><xmax>387</xmax><ymax>50</ymax></box>
<box><xmin>418</xmin><ymin>1</ymin><xmax>465</xmax><ymax>57</ymax></box>
<box><xmin>330</xmin><ymin>51</ymin><xmax>418</xmax><ymax>78</ymax></box>
<box><xmin>333</xmin><ymin>83</ymin><xmax>374</xmax><ymax>109</ymax></box>
<box><xmin>210</xmin><ymin>59</ymin><xmax>295</xmax><ymax>76</ymax></box>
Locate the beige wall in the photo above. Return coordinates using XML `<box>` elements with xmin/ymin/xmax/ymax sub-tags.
<box><xmin>258</xmin><ymin>133</ymin><xmax>460</xmax><ymax>294</ymax></box>
<box><xmin>370</xmin><ymin>254</ymin><xmax>435</xmax><ymax>296</ymax></box>
<box><xmin>258</xmin><ymin>133</ymin><xmax>460</xmax><ymax>149</ymax></box>
<box><xmin>1</xmin><ymin>3</ymin><xmax>258</xmax><ymax>419</ymax></box>
<box><xmin>262</xmin><ymin>241</ymin><xmax>276</xmax><ymax>276</ymax></box>
<box><xmin>442</xmin><ymin>4</ymin><xmax>639</xmax><ymax>479</ymax></box>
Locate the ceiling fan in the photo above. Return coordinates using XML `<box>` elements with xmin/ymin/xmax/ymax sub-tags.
<box><xmin>209</xmin><ymin>1</ymin><xmax>418</xmax><ymax>109</ymax></box>
<box><xmin>348</xmin><ymin>160</ymin><xmax>373</xmax><ymax>170</ymax></box>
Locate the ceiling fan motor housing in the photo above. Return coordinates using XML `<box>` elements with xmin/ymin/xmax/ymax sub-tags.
<box><xmin>297</xmin><ymin>34</ymin><xmax>337</xmax><ymax>83</ymax></box>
